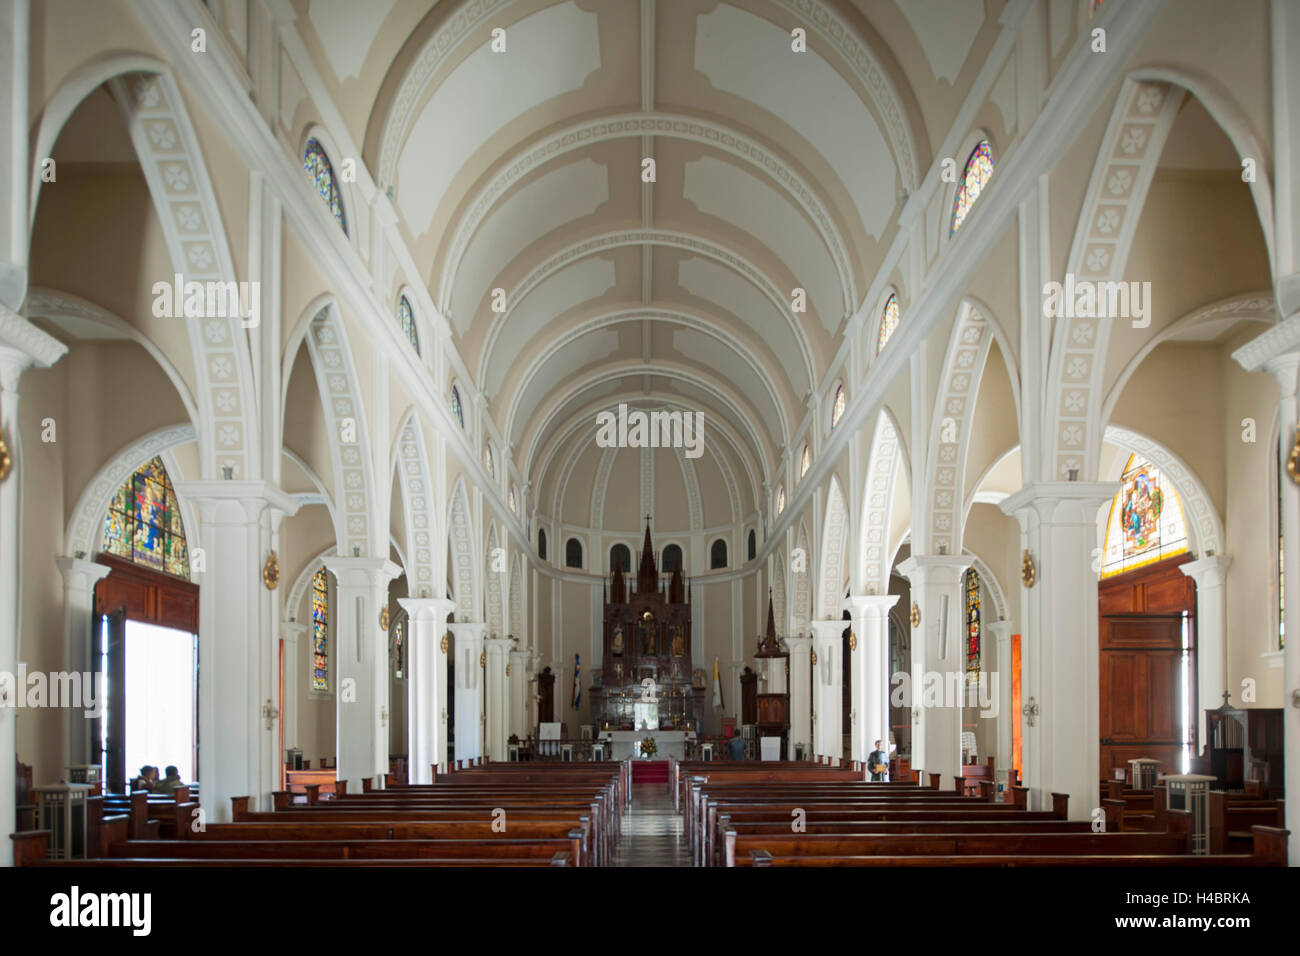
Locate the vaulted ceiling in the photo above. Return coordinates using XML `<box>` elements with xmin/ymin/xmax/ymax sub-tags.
<box><xmin>292</xmin><ymin>0</ymin><xmax>1002</xmax><ymax>507</ymax></box>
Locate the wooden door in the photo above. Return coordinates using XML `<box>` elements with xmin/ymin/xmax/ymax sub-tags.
<box><xmin>538</xmin><ymin>667</ymin><xmax>555</xmax><ymax>723</ymax></box>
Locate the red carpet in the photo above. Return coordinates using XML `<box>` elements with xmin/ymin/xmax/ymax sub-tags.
<box><xmin>632</xmin><ymin>760</ymin><xmax>669</xmax><ymax>783</ymax></box>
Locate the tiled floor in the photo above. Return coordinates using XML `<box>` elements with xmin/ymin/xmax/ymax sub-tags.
<box><xmin>612</xmin><ymin>784</ymin><xmax>690</xmax><ymax>867</ymax></box>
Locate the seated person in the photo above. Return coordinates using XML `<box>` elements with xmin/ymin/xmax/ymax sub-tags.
<box><xmin>152</xmin><ymin>765</ymin><xmax>184</xmax><ymax>794</ymax></box>
<box><xmin>727</xmin><ymin>732</ymin><xmax>746</xmax><ymax>761</ymax></box>
<box><xmin>133</xmin><ymin>765</ymin><xmax>158</xmax><ymax>792</ymax></box>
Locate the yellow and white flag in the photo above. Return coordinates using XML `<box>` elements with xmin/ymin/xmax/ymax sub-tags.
<box><xmin>712</xmin><ymin>656</ymin><xmax>724</xmax><ymax>711</ymax></box>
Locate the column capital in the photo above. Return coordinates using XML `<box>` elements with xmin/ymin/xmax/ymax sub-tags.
<box><xmin>281</xmin><ymin>621</ymin><xmax>308</xmax><ymax>642</ymax></box>
<box><xmin>1179</xmin><ymin>554</ymin><xmax>1232</xmax><ymax>588</ymax></box>
<box><xmin>484</xmin><ymin>635</ymin><xmax>513</xmax><ymax>652</ymax></box>
<box><xmin>398</xmin><ymin>596</ymin><xmax>456</xmax><ymax>624</ymax></box>
<box><xmin>1000</xmin><ymin>481</ymin><xmax>1118</xmax><ymax>524</ymax></box>
<box><xmin>809</xmin><ymin>619</ymin><xmax>845</xmax><ymax>644</ymax></box>
<box><xmin>896</xmin><ymin>554</ymin><xmax>970</xmax><ymax>586</ymax></box>
<box><xmin>986</xmin><ymin>620</ymin><xmax>1016</xmax><ymax>645</ymax></box>
<box><xmin>843</xmin><ymin>593</ymin><xmax>900</xmax><ymax>618</ymax></box>
<box><xmin>321</xmin><ymin>556</ymin><xmax>401</xmax><ymax>589</ymax></box>
<box><xmin>783</xmin><ymin>635</ymin><xmax>812</xmax><ymax>653</ymax></box>
<box><xmin>175</xmin><ymin>479</ymin><xmax>301</xmax><ymax>519</ymax></box>
<box><xmin>55</xmin><ymin>555</ymin><xmax>112</xmax><ymax>589</ymax></box>
<box><xmin>448</xmin><ymin>620</ymin><xmax>488</xmax><ymax>641</ymax></box>
<box><xmin>1232</xmin><ymin>312</ymin><xmax>1300</xmax><ymax>392</ymax></box>
<box><xmin>0</xmin><ymin>303</ymin><xmax>67</xmax><ymax>391</ymax></box>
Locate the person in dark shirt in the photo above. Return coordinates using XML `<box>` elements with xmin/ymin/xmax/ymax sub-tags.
<box><xmin>727</xmin><ymin>732</ymin><xmax>747</xmax><ymax>761</ymax></box>
<box><xmin>152</xmin><ymin>765</ymin><xmax>183</xmax><ymax>794</ymax></box>
<box><xmin>868</xmin><ymin>740</ymin><xmax>889</xmax><ymax>782</ymax></box>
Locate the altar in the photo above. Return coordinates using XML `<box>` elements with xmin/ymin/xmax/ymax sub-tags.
<box><xmin>604</xmin><ymin>730</ymin><xmax>690</xmax><ymax>761</ymax></box>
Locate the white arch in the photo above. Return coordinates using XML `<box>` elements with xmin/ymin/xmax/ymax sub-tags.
<box><xmin>509</xmin><ymin>552</ymin><xmax>524</xmax><ymax>639</ymax></box>
<box><xmin>1102</xmin><ymin>426</ymin><xmax>1224</xmax><ymax>558</ymax></box>
<box><xmin>858</xmin><ymin>408</ymin><xmax>905</xmax><ymax>594</ymax></box>
<box><xmin>771</xmin><ymin>551</ymin><xmax>787</xmax><ymax>638</ymax></box>
<box><xmin>792</xmin><ymin>521</ymin><xmax>812</xmax><ymax>636</ymax></box>
<box><xmin>818</xmin><ymin>476</ymin><xmax>849</xmax><ymax>618</ymax></box>
<box><xmin>392</xmin><ymin>408</ymin><xmax>440</xmax><ymax>599</ymax></box>
<box><xmin>448</xmin><ymin>479</ymin><xmax>478</xmax><ymax>621</ymax></box>
<box><xmin>485</xmin><ymin>523</ymin><xmax>505</xmax><ymax>636</ymax></box>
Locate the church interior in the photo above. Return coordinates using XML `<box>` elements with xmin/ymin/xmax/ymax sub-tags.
<box><xmin>1</xmin><ymin>0</ymin><xmax>1298</xmax><ymax>883</ymax></box>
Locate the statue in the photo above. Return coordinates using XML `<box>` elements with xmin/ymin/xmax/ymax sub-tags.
<box><xmin>641</xmin><ymin>612</ymin><xmax>656</xmax><ymax>655</ymax></box>
<box><xmin>611</xmin><ymin>625</ymin><xmax>624</xmax><ymax>655</ymax></box>
<box><xmin>671</xmin><ymin>626</ymin><xmax>684</xmax><ymax>658</ymax></box>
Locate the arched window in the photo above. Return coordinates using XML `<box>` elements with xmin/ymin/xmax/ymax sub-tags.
<box><xmin>662</xmin><ymin>544</ymin><xmax>683</xmax><ymax>574</ymax></box>
<box><xmin>102</xmin><ymin>456</ymin><xmax>190</xmax><ymax>577</ymax></box>
<box><xmin>710</xmin><ymin>539</ymin><xmax>728</xmax><ymax>570</ymax></box>
<box><xmin>1101</xmin><ymin>455</ymin><xmax>1189</xmax><ymax>578</ymax></box>
<box><xmin>965</xmin><ymin>567</ymin><xmax>981</xmax><ymax>681</ymax></box>
<box><xmin>303</xmin><ymin>138</ymin><xmax>347</xmax><ymax>235</ymax></box>
<box><xmin>391</xmin><ymin>609</ymin><xmax>406</xmax><ymax>680</ymax></box>
<box><xmin>484</xmin><ymin>444</ymin><xmax>495</xmax><ymax>480</ymax></box>
<box><xmin>950</xmin><ymin>140</ymin><xmax>994</xmax><ymax>235</ymax></box>
<box><xmin>877</xmin><ymin>293</ymin><xmax>900</xmax><ymax>354</ymax></box>
<box><xmin>799</xmin><ymin>443</ymin><xmax>811</xmax><ymax>480</ymax></box>
<box><xmin>450</xmin><ymin>386</ymin><xmax>464</xmax><ymax>430</ymax></box>
<box><xmin>775</xmin><ymin>484</ymin><xmax>786</xmax><ymax>516</ymax></box>
<box><xmin>610</xmin><ymin>543</ymin><xmax>631</xmax><ymax>574</ymax></box>
<box><xmin>509</xmin><ymin>486</ymin><xmax>518</xmax><ymax>516</ymax></box>
<box><xmin>830</xmin><ymin>384</ymin><xmax>845</xmax><ymax>430</ymax></box>
<box><xmin>311</xmin><ymin>565</ymin><xmax>329</xmax><ymax>693</ymax></box>
<box><xmin>747</xmin><ymin>529</ymin><xmax>757</xmax><ymax>562</ymax></box>
<box><xmin>397</xmin><ymin>295</ymin><xmax>420</xmax><ymax>355</ymax></box>
<box><xmin>538</xmin><ymin>527</ymin><xmax>547</xmax><ymax>561</ymax></box>
<box><xmin>565</xmin><ymin>538</ymin><xmax>583</xmax><ymax>569</ymax></box>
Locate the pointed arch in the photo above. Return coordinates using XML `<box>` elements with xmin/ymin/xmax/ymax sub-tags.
<box><xmin>509</xmin><ymin>552</ymin><xmax>524</xmax><ymax>639</ymax></box>
<box><xmin>448</xmin><ymin>479</ymin><xmax>478</xmax><ymax>621</ymax></box>
<box><xmin>925</xmin><ymin>301</ymin><xmax>995</xmax><ymax>556</ymax></box>
<box><xmin>859</xmin><ymin>408</ymin><xmax>905</xmax><ymax>594</ymax></box>
<box><xmin>792</xmin><ymin>521</ymin><xmax>812</xmax><ymax>636</ymax></box>
<box><xmin>771</xmin><ymin>551</ymin><xmax>788</xmax><ymax>638</ymax></box>
<box><xmin>818</xmin><ymin>477</ymin><xmax>849</xmax><ymax>618</ymax></box>
<box><xmin>393</xmin><ymin>408</ymin><xmax>440</xmax><ymax>598</ymax></box>
<box><xmin>485</xmin><ymin>523</ymin><xmax>505</xmax><ymax>636</ymax></box>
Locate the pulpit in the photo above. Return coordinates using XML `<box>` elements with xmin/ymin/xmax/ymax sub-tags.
<box><xmin>754</xmin><ymin>592</ymin><xmax>789</xmax><ymax>758</ymax></box>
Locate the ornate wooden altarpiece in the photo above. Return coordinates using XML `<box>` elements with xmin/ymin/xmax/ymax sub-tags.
<box><xmin>591</xmin><ymin>521</ymin><xmax>703</xmax><ymax>731</ymax></box>
<box><xmin>754</xmin><ymin>590</ymin><xmax>790</xmax><ymax>758</ymax></box>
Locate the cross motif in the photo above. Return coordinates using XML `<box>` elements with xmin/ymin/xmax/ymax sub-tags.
<box><xmin>262</xmin><ymin>699</ymin><xmax>278</xmax><ymax>730</ymax></box>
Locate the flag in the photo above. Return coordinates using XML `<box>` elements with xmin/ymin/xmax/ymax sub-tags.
<box><xmin>712</xmin><ymin>656</ymin><xmax>724</xmax><ymax>712</ymax></box>
<box><xmin>572</xmin><ymin>653</ymin><xmax>581</xmax><ymax>709</ymax></box>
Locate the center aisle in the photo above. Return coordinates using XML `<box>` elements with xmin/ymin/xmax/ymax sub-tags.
<box><xmin>612</xmin><ymin>784</ymin><xmax>690</xmax><ymax>867</ymax></box>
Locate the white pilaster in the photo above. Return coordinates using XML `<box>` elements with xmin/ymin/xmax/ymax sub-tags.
<box><xmin>399</xmin><ymin>597</ymin><xmax>453</xmax><ymax>781</ymax></box>
<box><xmin>897</xmin><ymin>555</ymin><xmax>971</xmax><ymax>785</ymax></box>
<box><xmin>844</xmin><ymin>594</ymin><xmax>898</xmax><ymax>765</ymax></box>
<box><xmin>177</xmin><ymin>479</ymin><xmax>298</xmax><ymax>824</ymax></box>
<box><xmin>1179</xmin><ymin>555</ymin><xmax>1231</xmax><ymax>747</ymax></box>
<box><xmin>1001</xmin><ymin>482</ymin><xmax>1117</xmax><ymax>819</ymax></box>
<box><xmin>509</xmin><ymin>647</ymin><xmax>529</xmax><ymax>740</ymax></box>
<box><xmin>449</xmin><ymin>621</ymin><xmax>487</xmax><ymax>762</ymax></box>
<box><xmin>784</xmin><ymin>635</ymin><xmax>812</xmax><ymax>759</ymax></box>
<box><xmin>483</xmin><ymin>635</ymin><xmax>512</xmax><ymax>760</ymax></box>
<box><xmin>55</xmin><ymin>557</ymin><xmax>112</xmax><ymax>768</ymax></box>
<box><xmin>810</xmin><ymin>620</ymin><xmax>844</xmax><ymax>759</ymax></box>
<box><xmin>987</xmin><ymin>620</ymin><xmax>1016</xmax><ymax>775</ymax></box>
<box><xmin>322</xmin><ymin>556</ymin><xmax>401</xmax><ymax>789</ymax></box>
<box><xmin>280</xmin><ymin>622</ymin><xmax>306</xmax><ymax>752</ymax></box>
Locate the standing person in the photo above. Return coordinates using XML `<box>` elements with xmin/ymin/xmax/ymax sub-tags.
<box><xmin>868</xmin><ymin>740</ymin><xmax>889</xmax><ymax>782</ymax></box>
<box><xmin>727</xmin><ymin>731</ymin><xmax>746</xmax><ymax>761</ymax></box>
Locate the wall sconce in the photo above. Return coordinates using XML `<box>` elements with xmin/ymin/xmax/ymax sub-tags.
<box><xmin>221</xmin><ymin>464</ymin><xmax>234</xmax><ymax>480</ymax></box>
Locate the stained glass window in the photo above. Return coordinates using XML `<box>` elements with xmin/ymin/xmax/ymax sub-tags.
<box><xmin>776</xmin><ymin>484</ymin><xmax>786</xmax><ymax>516</ymax></box>
<box><xmin>450</xmin><ymin>386</ymin><xmax>464</xmax><ymax>430</ymax></box>
<box><xmin>1101</xmin><ymin>455</ymin><xmax>1189</xmax><ymax>578</ymax></box>
<box><xmin>831</xmin><ymin>385</ymin><xmax>845</xmax><ymax>430</ymax></box>
<box><xmin>950</xmin><ymin>141</ymin><xmax>994</xmax><ymax>235</ymax></box>
<box><xmin>102</xmin><ymin>457</ymin><xmax>189</xmax><ymax>577</ymax></box>
<box><xmin>799</xmin><ymin>444</ymin><xmax>811</xmax><ymax>479</ymax></box>
<box><xmin>877</xmin><ymin>293</ymin><xmax>900</xmax><ymax>354</ymax></box>
<box><xmin>392</xmin><ymin>614</ymin><xmax>405</xmax><ymax>680</ymax></box>
<box><xmin>303</xmin><ymin>138</ymin><xmax>347</xmax><ymax>234</ymax></box>
<box><xmin>965</xmin><ymin>567</ymin><xmax>981</xmax><ymax>681</ymax></box>
<box><xmin>397</xmin><ymin>295</ymin><xmax>420</xmax><ymax>355</ymax></box>
<box><xmin>484</xmin><ymin>444</ymin><xmax>495</xmax><ymax>480</ymax></box>
<box><xmin>311</xmin><ymin>566</ymin><xmax>329</xmax><ymax>693</ymax></box>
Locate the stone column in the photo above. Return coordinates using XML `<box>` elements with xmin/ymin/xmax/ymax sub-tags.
<box><xmin>897</xmin><ymin>555</ymin><xmax>970</xmax><ymax>786</ymax></box>
<box><xmin>986</xmin><ymin>621</ymin><xmax>1016</xmax><ymax>776</ymax></box>
<box><xmin>177</xmin><ymin>480</ymin><xmax>298</xmax><ymax>823</ymax></box>
<box><xmin>1233</xmin><ymin>322</ymin><xmax>1300</xmax><ymax>864</ymax></box>
<box><xmin>784</xmin><ymin>636</ymin><xmax>812</xmax><ymax>759</ymax></box>
<box><xmin>844</xmin><ymin>595</ymin><xmax>898</xmax><ymax>766</ymax></box>
<box><xmin>810</xmin><ymin>620</ymin><xmax>844</xmax><ymax>760</ymax></box>
<box><xmin>509</xmin><ymin>646</ymin><xmax>529</xmax><ymax>739</ymax></box>
<box><xmin>1001</xmin><ymin>482</ymin><xmax>1117</xmax><ymax>819</ymax></box>
<box><xmin>399</xmin><ymin>597</ymin><xmax>453</xmax><ymax>782</ymax></box>
<box><xmin>322</xmin><ymin>556</ymin><xmax>400</xmax><ymax>790</ymax></box>
<box><xmin>449</xmin><ymin>621</ymin><xmax>487</xmax><ymax>762</ymax></box>
<box><xmin>280</xmin><ymin>622</ymin><xmax>306</xmax><ymax>752</ymax></box>
<box><xmin>0</xmin><ymin>304</ymin><xmax>65</xmax><ymax>864</ymax></box>
<box><xmin>1178</xmin><ymin>555</ymin><xmax>1231</xmax><ymax>747</ymax></box>
<box><xmin>483</xmin><ymin>635</ymin><xmax>512</xmax><ymax>761</ymax></box>
<box><xmin>55</xmin><ymin>556</ymin><xmax>112</xmax><ymax>768</ymax></box>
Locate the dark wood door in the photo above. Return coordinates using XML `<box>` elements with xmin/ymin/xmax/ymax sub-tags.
<box><xmin>538</xmin><ymin>667</ymin><xmax>555</xmax><ymax>724</ymax></box>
